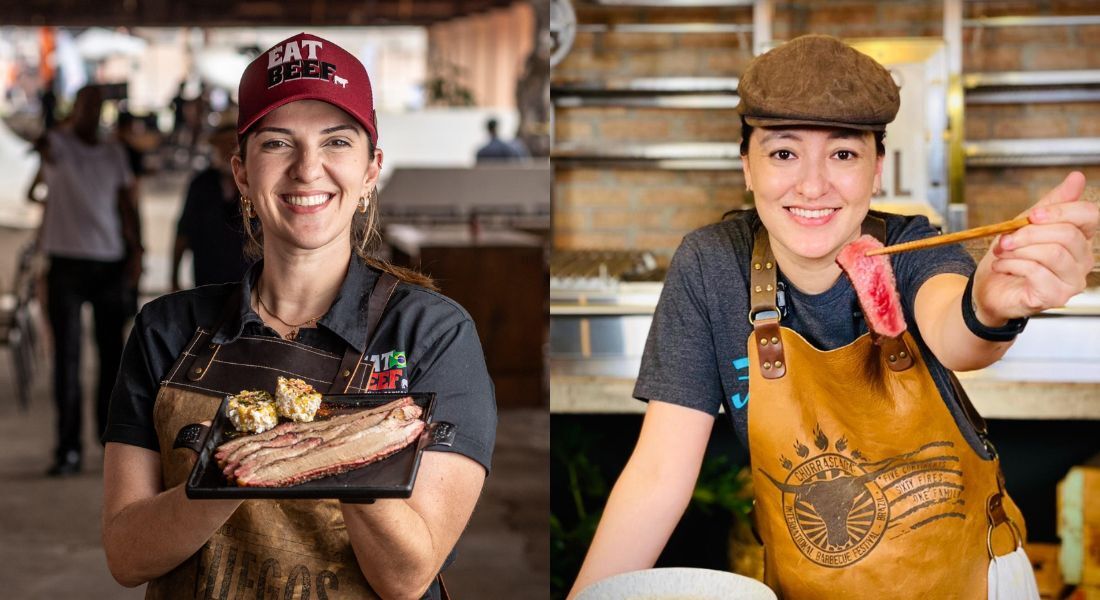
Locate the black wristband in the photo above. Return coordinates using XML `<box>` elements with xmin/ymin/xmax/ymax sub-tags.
<box><xmin>961</xmin><ymin>275</ymin><xmax>1027</xmax><ymax>342</ymax></box>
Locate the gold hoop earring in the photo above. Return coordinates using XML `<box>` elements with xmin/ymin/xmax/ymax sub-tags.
<box><xmin>359</xmin><ymin>187</ymin><xmax>376</xmax><ymax>214</ymax></box>
<box><xmin>241</xmin><ymin>195</ymin><xmax>256</xmax><ymax>218</ymax></box>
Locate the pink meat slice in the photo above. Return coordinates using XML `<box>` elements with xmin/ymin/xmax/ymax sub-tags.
<box><xmin>836</xmin><ymin>235</ymin><xmax>907</xmax><ymax>338</ymax></box>
<box><xmin>215</xmin><ymin>396</ymin><xmax>414</xmax><ymax>460</ymax></box>
<box><xmin>217</xmin><ymin>401</ymin><xmax>417</xmax><ymax>474</ymax></box>
<box><xmin>235</xmin><ymin>408</ymin><xmax>425</xmax><ymax>487</ymax></box>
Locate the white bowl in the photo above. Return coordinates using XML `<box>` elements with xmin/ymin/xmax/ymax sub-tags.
<box><xmin>575</xmin><ymin>568</ymin><xmax>776</xmax><ymax>600</ymax></box>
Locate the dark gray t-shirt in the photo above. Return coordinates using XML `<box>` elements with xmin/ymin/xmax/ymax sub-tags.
<box><xmin>633</xmin><ymin>209</ymin><xmax>986</xmax><ymax>456</ymax></box>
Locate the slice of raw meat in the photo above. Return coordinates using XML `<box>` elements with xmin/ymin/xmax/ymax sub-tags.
<box><xmin>836</xmin><ymin>235</ymin><xmax>907</xmax><ymax>338</ymax></box>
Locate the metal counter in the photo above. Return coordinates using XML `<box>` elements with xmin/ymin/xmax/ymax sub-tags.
<box><xmin>550</xmin><ymin>291</ymin><xmax>1100</xmax><ymax>420</ymax></box>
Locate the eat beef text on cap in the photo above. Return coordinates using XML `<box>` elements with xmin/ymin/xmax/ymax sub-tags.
<box><xmin>737</xmin><ymin>34</ymin><xmax>900</xmax><ymax>132</ymax></box>
<box><xmin>237</xmin><ymin>32</ymin><xmax>378</xmax><ymax>145</ymax></box>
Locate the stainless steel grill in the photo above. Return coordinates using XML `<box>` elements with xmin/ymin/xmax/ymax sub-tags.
<box><xmin>550</xmin><ymin>249</ymin><xmax>664</xmax><ymax>305</ymax></box>
<box><xmin>550</xmin><ymin>250</ymin><xmax>664</xmax><ymax>378</ymax></box>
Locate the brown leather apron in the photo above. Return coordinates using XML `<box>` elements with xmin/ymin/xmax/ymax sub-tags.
<box><xmin>143</xmin><ymin>273</ymin><xmax>443</xmax><ymax>600</ymax></box>
<box><xmin>745</xmin><ymin>220</ymin><xmax>1025</xmax><ymax>599</ymax></box>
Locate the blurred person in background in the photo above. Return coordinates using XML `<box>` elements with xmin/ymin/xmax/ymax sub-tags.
<box><xmin>34</xmin><ymin>84</ymin><xmax>142</xmax><ymax>476</ymax></box>
<box><xmin>116</xmin><ymin>111</ymin><xmax>149</xmax><ymax>185</ymax></box>
<box><xmin>40</xmin><ymin>76</ymin><xmax>57</xmax><ymax>132</ymax></box>
<box><xmin>475</xmin><ymin>117</ymin><xmax>528</xmax><ymax>163</ymax></box>
<box><xmin>171</xmin><ymin>109</ymin><xmax>253</xmax><ymax>290</ymax></box>
<box><xmin>169</xmin><ymin>81</ymin><xmax>187</xmax><ymax>149</ymax></box>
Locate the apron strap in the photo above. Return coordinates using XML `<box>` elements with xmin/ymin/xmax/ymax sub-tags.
<box><xmin>946</xmin><ymin>368</ymin><xmax>1000</xmax><ymax>466</ymax></box>
<box><xmin>186</xmin><ymin>286</ymin><xmax>242</xmax><ymax>382</ymax></box>
<box><xmin>749</xmin><ymin>226</ymin><xmax>780</xmax><ymax>321</ymax></box>
<box><xmin>184</xmin><ymin>271</ymin><xmax>402</xmax><ymax>393</ymax></box>
<box><xmin>749</xmin><ymin>226</ymin><xmax>787</xmax><ymax>379</ymax></box>
<box><xmin>328</xmin><ymin>271</ymin><xmax>400</xmax><ymax>394</ymax></box>
<box><xmin>438</xmin><ymin>574</ymin><xmax>452</xmax><ymax>600</ymax></box>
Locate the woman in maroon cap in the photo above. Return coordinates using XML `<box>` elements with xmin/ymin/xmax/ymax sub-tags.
<box><xmin>569</xmin><ymin>35</ymin><xmax>1096</xmax><ymax>599</ymax></box>
<box><xmin>101</xmin><ymin>33</ymin><xmax>496</xmax><ymax>599</ymax></box>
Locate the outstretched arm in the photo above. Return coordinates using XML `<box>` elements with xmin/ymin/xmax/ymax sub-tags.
<box><xmin>568</xmin><ymin>400</ymin><xmax>714</xmax><ymax>599</ymax></box>
<box><xmin>917</xmin><ymin>172</ymin><xmax>1098</xmax><ymax>372</ymax></box>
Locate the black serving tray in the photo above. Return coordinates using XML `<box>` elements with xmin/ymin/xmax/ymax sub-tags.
<box><xmin>177</xmin><ymin>392</ymin><xmax>454</xmax><ymax>501</ymax></box>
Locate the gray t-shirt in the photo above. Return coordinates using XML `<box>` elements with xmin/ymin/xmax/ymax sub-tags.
<box><xmin>40</xmin><ymin>129</ymin><xmax>133</xmax><ymax>261</ymax></box>
<box><xmin>633</xmin><ymin>209</ymin><xmax>986</xmax><ymax>456</ymax></box>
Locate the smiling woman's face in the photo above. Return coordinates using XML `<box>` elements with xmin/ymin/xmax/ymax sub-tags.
<box><xmin>742</xmin><ymin>126</ymin><xmax>883</xmax><ymax>266</ymax></box>
<box><xmin>232</xmin><ymin>99</ymin><xmax>381</xmax><ymax>257</ymax></box>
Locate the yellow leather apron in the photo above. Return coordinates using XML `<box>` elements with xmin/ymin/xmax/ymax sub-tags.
<box><xmin>746</xmin><ymin>221</ymin><xmax>1025</xmax><ymax>599</ymax></box>
<box><xmin>142</xmin><ymin>273</ymin><xmax>443</xmax><ymax>599</ymax></box>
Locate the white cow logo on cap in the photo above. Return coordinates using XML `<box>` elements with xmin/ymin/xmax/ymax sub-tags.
<box><xmin>334</xmin><ymin>75</ymin><xmax>349</xmax><ymax>88</ymax></box>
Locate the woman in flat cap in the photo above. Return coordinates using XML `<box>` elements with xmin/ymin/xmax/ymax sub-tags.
<box><xmin>101</xmin><ymin>33</ymin><xmax>495</xmax><ymax>599</ymax></box>
<box><xmin>570</xmin><ymin>35</ymin><xmax>1096</xmax><ymax>599</ymax></box>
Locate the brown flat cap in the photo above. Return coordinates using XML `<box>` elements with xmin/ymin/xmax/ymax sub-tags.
<box><xmin>737</xmin><ymin>35</ymin><xmax>900</xmax><ymax>132</ymax></box>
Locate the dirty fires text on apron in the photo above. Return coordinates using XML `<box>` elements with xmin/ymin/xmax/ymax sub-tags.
<box><xmin>746</xmin><ymin>220</ymin><xmax>1025</xmax><ymax>598</ymax></box>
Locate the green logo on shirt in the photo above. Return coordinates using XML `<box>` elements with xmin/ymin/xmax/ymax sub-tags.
<box><xmin>388</xmin><ymin>351</ymin><xmax>406</xmax><ymax>369</ymax></box>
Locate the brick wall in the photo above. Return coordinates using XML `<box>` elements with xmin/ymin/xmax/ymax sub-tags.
<box><xmin>553</xmin><ymin>4</ymin><xmax>754</xmax><ymax>258</ymax></box>
<box><xmin>553</xmin><ymin>0</ymin><xmax>1100</xmax><ymax>266</ymax></box>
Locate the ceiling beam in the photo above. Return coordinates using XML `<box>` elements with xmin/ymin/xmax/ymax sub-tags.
<box><xmin>0</xmin><ymin>0</ymin><xmax>519</xmax><ymax>27</ymax></box>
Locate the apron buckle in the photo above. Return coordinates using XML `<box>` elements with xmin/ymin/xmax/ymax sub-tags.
<box><xmin>986</xmin><ymin>492</ymin><xmax>1024</xmax><ymax>558</ymax></box>
<box><xmin>751</xmin><ymin>316</ymin><xmax>786</xmax><ymax>380</ymax></box>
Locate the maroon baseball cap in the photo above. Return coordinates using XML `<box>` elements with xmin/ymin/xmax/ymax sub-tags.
<box><xmin>237</xmin><ymin>32</ymin><xmax>378</xmax><ymax>145</ymax></box>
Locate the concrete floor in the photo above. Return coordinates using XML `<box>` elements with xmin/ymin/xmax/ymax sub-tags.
<box><xmin>0</xmin><ymin>170</ymin><xmax>549</xmax><ymax>598</ymax></box>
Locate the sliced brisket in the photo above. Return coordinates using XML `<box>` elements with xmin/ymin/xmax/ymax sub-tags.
<box><xmin>215</xmin><ymin>396</ymin><xmax>414</xmax><ymax>460</ymax></box>
<box><xmin>214</xmin><ymin>398</ymin><xmax>426</xmax><ymax>488</ymax></box>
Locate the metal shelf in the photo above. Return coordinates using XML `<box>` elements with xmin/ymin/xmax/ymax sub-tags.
<box><xmin>963</xmin><ymin>15</ymin><xmax>1100</xmax><ymax>28</ymax></box>
<box><xmin>551</xmin><ymin>78</ymin><xmax>740</xmax><ymax>106</ymax></box>
<box><xmin>553</xmin><ymin>142</ymin><xmax>742</xmax><ymax>169</ymax></box>
<box><xmin>962</xmin><ymin>70</ymin><xmax>1100</xmax><ymax>104</ymax></box>
<box><xmin>586</xmin><ymin>0</ymin><xmax>754</xmax><ymax>6</ymax></box>
<box><xmin>966</xmin><ymin>88</ymin><xmax>1100</xmax><ymax>104</ymax></box>
<box><xmin>552</xmin><ymin>77</ymin><xmax>740</xmax><ymax>108</ymax></box>
<box><xmin>554</xmin><ymin>77</ymin><xmax>739</xmax><ymax>93</ymax></box>
<box><xmin>964</xmin><ymin>70</ymin><xmax>1100</xmax><ymax>88</ymax></box>
<box><xmin>554</xmin><ymin>95</ymin><xmax>740</xmax><ymax>108</ymax></box>
<box><xmin>964</xmin><ymin>138</ymin><xmax>1100</xmax><ymax>167</ymax></box>
<box><xmin>576</xmin><ymin>22</ymin><xmax>752</xmax><ymax>33</ymax></box>
<box><xmin>550</xmin><ymin>76</ymin><xmax>739</xmax><ymax>93</ymax></box>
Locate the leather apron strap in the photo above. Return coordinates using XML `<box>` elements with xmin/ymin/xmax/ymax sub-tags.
<box><xmin>176</xmin><ymin>271</ymin><xmax>401</xmax><ymax>395</ymax></box>
<box><xmin>749</xmin><ymin>226</ymin><xmax>786</xmax><ymax>380</ymax></box>
<box><xmin>328</xmin><ymin>271</ymin><xmax>400</xmax><ymax>394</ymax></box>
<box><xmin>185</xmin><ymin>286</ymin><xmax>242</xmax><ymax>383</ymax></box>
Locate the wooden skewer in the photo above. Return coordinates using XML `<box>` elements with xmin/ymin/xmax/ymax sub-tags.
<box><xmin>864</xmin><ymin>215</ymin><xmax>1031</xmax><ymax>257</ymax></box>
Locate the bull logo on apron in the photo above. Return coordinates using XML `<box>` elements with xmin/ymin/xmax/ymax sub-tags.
<box><xmin>761</xmin><ymin>424</ymin><xmax>966</xmax><ymax>568</ymax></box>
